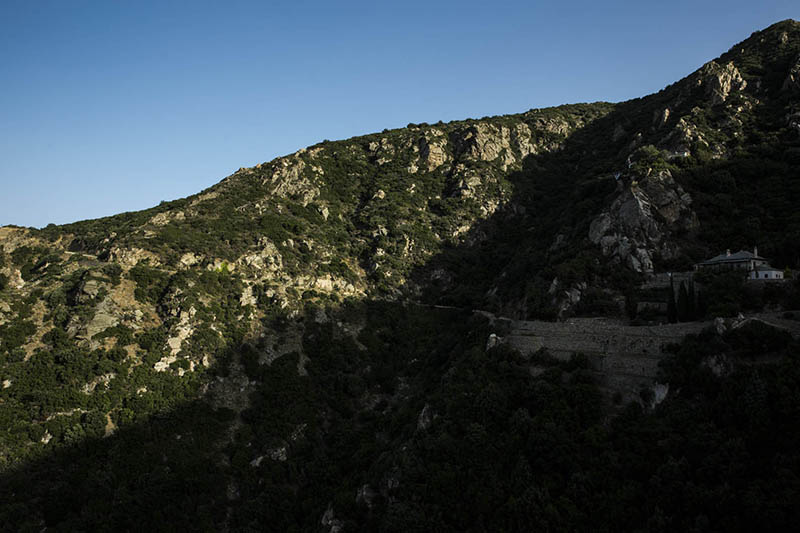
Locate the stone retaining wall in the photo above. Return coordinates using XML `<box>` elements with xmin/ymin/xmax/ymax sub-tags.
<box><xmin>497</xmin><ymin>312</ymin><xmax>800</xmax><ymax>404</ymax></box>
<box><xmin>503</xmin><ymin>317</ymin><xmax>706</xmax><ymax>362</ymax></box>
<box><xmin>499</xmin><ymin>317</ymin><xmax>707</xmax><ymax>404</ymax></box>
<box><xmin>638</xmin><ymin>271</ymin><xmax>695</xmax><ymax>290</ymax></box>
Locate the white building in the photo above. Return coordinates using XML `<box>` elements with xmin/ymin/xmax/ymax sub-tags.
<box><xmin>749</xmin><ymin>265</ymin><xmax>784</xmax><ymax>280</ymax></box>
<box><xmin>696</xmin><ymin>246</ymin><xmax>784</xmax><ymax>280</ymax></box>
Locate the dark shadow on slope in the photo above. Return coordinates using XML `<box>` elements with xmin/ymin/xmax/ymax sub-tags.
<box><xmin>5</xmin><ymin>297</ymin><xmax>800</xmax><ymax>531</ymax></box>
<box><xmin>410</xmin><ymin>94</ymin><xmax>682</xmax><ymax>319</ymax></box>
<box><xmin>0</xmin><ymin>96</ymin><xmax>744</xmax><ymax>529</ymax></box>
<box><xmin>0</xmin><ymin>397</ymin><xmax>235</xmax><ymax>531</ymax></box>
<box><xmin>0</xmin><ymin>302</ymin><xmax>506</xmax><ymax>531</ymax></box>
<box><xmin>6</xmin><ymin>24</ymin><xmax>800</xmax><ymax>529</ymax></box>
<box><xmin>411</xmin><ymin>54</ymin><xmax>800</xmax><ymax>319</ymax></box>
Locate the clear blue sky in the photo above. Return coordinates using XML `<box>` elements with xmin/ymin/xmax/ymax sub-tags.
<box><xmin>1</xmin><ymin>1</ymin><xmax>796</xmax><ymax>228</ymax></box>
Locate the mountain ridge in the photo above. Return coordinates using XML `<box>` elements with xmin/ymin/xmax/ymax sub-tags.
<box><xmin>2</xmin><ymin>20</ymin><xmax>800</xmax><ymax>531</ymax></box>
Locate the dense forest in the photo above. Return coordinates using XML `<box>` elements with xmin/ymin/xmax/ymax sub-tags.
<box><xmin>2</xmin><ymin>302</ymin><xmax>800</xmax><ymax>531</ymax></box>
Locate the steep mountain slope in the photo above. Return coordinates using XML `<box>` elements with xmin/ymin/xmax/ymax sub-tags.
<box><xmin>2</xmin><ymin>19</ymin><xmax>800</xmax><ymax>531</ymax></box>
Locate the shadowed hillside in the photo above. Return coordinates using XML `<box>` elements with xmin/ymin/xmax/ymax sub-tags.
<box><xmin>2</xmin><ymin>19</ymin><xmax>800</xmax><ymax>531</ymax></box>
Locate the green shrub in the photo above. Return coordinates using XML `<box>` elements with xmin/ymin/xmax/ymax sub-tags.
<box><xmin>92</xmin><ymin>325</ymin><xmax>135</xmax><ymax>346</ymax></box>
<box><xmin>102</xmin><ymin>264</ymin><xmax>123</xmax><ymax>285</ymax></box>
<box><xmin>0</xmin><ymin>320</ymin><xmax>36</xmax><ymax>355</ymax></box>
<box><xmin>128</xmin><ymin>264</ymin><xmax>169</xmax><ymax>304</ymax></box>
<box><xmin>137</xmin><ymin>327</ymin><xmax>167</xmax><ymax>352</ymax></box>
<box><xmin>630</xmin><ymin>145</ymin><xmax>672</xmax><ymax>174</ymax></box>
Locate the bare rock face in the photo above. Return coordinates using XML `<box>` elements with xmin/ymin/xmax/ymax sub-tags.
<box><xmin>356</xmin><ymin>484</ymin><xmax>377</xmax><ymax>509</ymax></box>
<box><xmin>787</xmin><ymin>111</ymin><xmax>800</xmax><ymax>135</ymax></box>
<box><xmin>148</xmin><ymin>210</ymin><xmax>185</xmax><ymax>227</ymax></box>
<box><xmin>783</xmin><ymin>54</ymin><xmax>800</xmax><ymax>93</ymax></box>
<box><xmin>6</xmin><ymin>269</ymin><xmax>25</xmax><ymax>290</ymax></box>
<box><xmin>237</xmin><ymin>237</ymin><xmax>283</xmax><ymax>273</ymax></box>
<box><xmin>512</xmin><ymin>122</ymin><xmax>537</xmax><ymax>159</ymax></box>
<box><xmin>640</xmin><ymin>171</ymin><xmax>696</xmax><ymax>226</ymax></box>
<box><xmin>179</xmin><ymin>252</ymin><xmax>201</xmax><ymax>267</ymax></box>
<box><xmin>165</xmin><ymin>306</ymin><xmax>197</xmax><ymax>357</ymax></box>
<box><xmin>418</xmin><ymin>129</ymin><xmax>450</xmax><ymax>171</ymax></box>
<box><xmin>84</xmin><ymin>297</ymin><xmax>120</xmax><ymax>340</ymax></box>
<box><xmin>108</xmin><ymin>246</ymin><xmax>161</xmax><ymax>268</ymax></box>
<box><xmin>557</xmin><ymin>284</ymin><xmax>585</xmax><ymax>317</ymax></box>
<box><xmin>545</xmin><ymin>278</ymin><xmax>587</xmax><ymax>318</ymax></box>
<box><xmin>262</xmin><ymin>155</ymin><xmax>320</xmax><ymax>206</ymax></box>
<box><xmin>68</xmin><ymin>274</ymin><xmax>102</xmax><ymax>306</ymax></box>
<box><xmin>695</xmin><ymin>61</ymin><xmax>747</xmax><ymax>105</ymax></box>
<box><xmin>531</xmin><ymin>116</ymin><xmax>573</xmax><ymax>136</ymax></box>
<box><xmin>368</xmin><ymin>137</ymin><xmax>396</xmax><ymax>166</ymax></box>
<box><xmin>321</xmin><ymin>505</ymin><xmax>343</xmax><ymax>533</ymax></box>
<box><xmin>448</xmin><ymin>165</ymin><xmax>484</xmax><ymax>199</ymax></box>
<box><xmin>406</xmin><ymin>117</ymin><xmax>575</xmax><ymax>177</ymax></box>
<box><xmin>240</xmin><ymin>285</ymin><xmax>257</xmax><ymax>307</ymax></box>
<box><xmin>0</xmin><ymin>227</ymin><xmax>37</xmax><ymax>254</ymax></box>
<box><xmin>589</xmin><ymin>170</ymin><xmax>697</xmax><ymax>273</ymax></box>
<box><xmin>663</xmin><ymin>116</ymin><xmax>707</xmax><ymax>156</ymax></box>
<box><xmin>451</xmin><ymin>123</ymin><xmax>516</xmax><ymax>170</ymax></box>
<box><xmin>653</xmin><ymin>107</ymin><xmax>671</xmax><ymax>129</ymax></box>
<box><xmin>416</xmin><ymin>404</ymin><xmax>434</xmax><ymax>430</ymax></box>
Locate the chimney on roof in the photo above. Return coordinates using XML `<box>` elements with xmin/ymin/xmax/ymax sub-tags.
<box><xmin>726</xmin><ymin>249</ymin><xmax>731</xmax><ymax>257</ymax></box>
<box><xmin>754</xmin><ymin>245</ymin><xmax>758</xmax><ymax>257</ymax></box>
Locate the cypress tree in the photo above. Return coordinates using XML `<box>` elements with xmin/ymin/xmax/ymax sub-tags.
<box><xmin>625</xmin><ymin>290</ymin><xmax>638</xmax><ymax>320</ymax></box>
<box><xmin>677</xmin><ymin>281</ymin><xmax>689</xmax><ymax>322</ymax></box>
<box><xmin>667</xmin><ymin>276</ymin><xmax>677</xmax><ymax>323</ymax></box>
<box><xmin>696</xmin><ymin>287</ymin><xmax>708</xmax><ymax>319</ymax></box>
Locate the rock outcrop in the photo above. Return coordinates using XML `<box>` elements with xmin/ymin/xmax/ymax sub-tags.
<box><xmin>262</xmin><ymin>154</ymin><xmax>320</xmax><ymax>206</ymax></box>
<box><xmin>451</xmin><ymin>123</ymin><xmax>516</xmax><ymax>169</ymax></box>
<box><xmin>237</xmin><ymin>238</ymin><xmax>283</xmax><ymax>273</ymax></box>
<box><xmin>783</xmin><ymin>54</ymin><xmax>800</xmax><ymax>93</ymax></box>
<box><xmin>589</xmin><ymin>170</ymin><xmax>697</xmax><ymax>273</ymax></box>
<box><xmin>417</xmin><ymin>129</ymin><xmax>450</xmax><ymax>172</ymax></box>
<box><xmin>108</xmin><ymin>246</ymin><xmax>161</xmax><ymax>268</ymax></box>
<box><xmin>694</xmin><ymin>61</ymin><xmax>747</xmax><ymax>105</ymax></box>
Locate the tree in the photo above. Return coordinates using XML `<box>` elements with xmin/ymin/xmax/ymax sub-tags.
<box><xmin>624</xmin><ymin>290</ymin><xmax>638</xmax><ymax>320</ymax></box>
<box><xmin>677</xmin><ymin>281</ymin><xmax>689</xmax><ymax>322</ymax></box>
<box><xmin>696</xmin><ymin>289</ymin><xmax>709</xmax><ymax>319</ymax></box>
<box><xmin>667</xmin><ymin>276</ymin><xmax>677</xmax><ymax>323</ymax></box>
<box><xmin>703</xmin><ymin>271</ymin><xmax>745</xmax><ymax>317</ymax></box>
